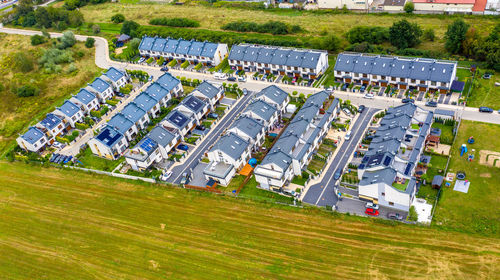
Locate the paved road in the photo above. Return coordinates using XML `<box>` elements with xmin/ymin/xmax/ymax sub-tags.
<box><xmin>168</xmin><ymin>91</ymin><xmax>256</xmax><ymax>184</ymax></box>
<box><xmin>2</xmin><ymin>27</ymin><xmax>500</xmax><ymax>125</ymax></box>
<box><xmin>302</xmin><ymin>108</ymin><xmax>378</xmax><ymax>207</ymax></box>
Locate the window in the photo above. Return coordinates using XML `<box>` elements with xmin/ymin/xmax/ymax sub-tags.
<box><xmin>58</xmin><ymin>125</ymin><xmax>62</xmax><ymax>129</ymax></box>
<box><xmin>391</xmin><ymin>77</ymin><xmax>396</xmax><ymax>81</ymax></box>
<box><xmin>336</xmin><ymin>71</ymin><xmax>341</xmax><ymax>75</ymax></box>
<box><xmin>381</xmin><ymin>75</ymin><xmax>386</xmax><ymax>80</ymax></box>
<box><xmin>431</xmin><ymin>81</ymin><xmax>436</xmax><ymax>86</ymax></box>
<box><xmin>411</xmin><ymin>79</ymin><xmax>416</xmax><ymax>83</ymax></box>
<box><xmin>381</xmin><ymin>192</ymin><xmax>385</xmax><ymax>196</ymax></box>
<box><xmin>354</xmin><ymin>73</ymin><xmax>359</xmax><ymax>78</ymax></box>
<box><xmin>420</xmin><ymin>80</ymin><xmax>425</xmax><ymax>84</ymax></box>
<box><xmin>400</xmin><ymin>77</ymin><xmax>405</xmax><ymax>82</ymax></box>
<box><xmin>441</xmin><ymin>82</ymin><xmax>446</xmax><ymax>86</ymax></box>
<box><xmin>389</xmin><ymin>202</ymin><xmax>394</xmax><ymax>206</ymax></box>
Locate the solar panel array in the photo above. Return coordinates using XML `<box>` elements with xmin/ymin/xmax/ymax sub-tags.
<box><xmin>140</xmin><ymin>137</ymin><xmax>156</xmax><ymax>153</ymax></box>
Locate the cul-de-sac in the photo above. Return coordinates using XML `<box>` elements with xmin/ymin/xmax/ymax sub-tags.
<box><xmin>0</xmin><ymin>0</ymin><xmax>499</xmax><ymax>278</ymax></box>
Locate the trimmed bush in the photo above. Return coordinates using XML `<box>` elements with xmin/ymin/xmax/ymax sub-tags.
<box><xmin>75</xmin><ymin>122</ymin><xmax>89</xmax><ymax>130</ymax></box>
<box><xmin>85</xmin><ymin>37</ymin><xmax>95</xmax><ymax>48</ymax></box>
<box><xmin>30</xmin><ymin>34</ymin><xmax>47</xmax><ymax>45</ymax></box>
<box><xmin>149</xmin><ymin>17</ymin><xmax>200</xmax><ymax>28</ymax></box>
<box><xmin>111</xmin><ymin>13</ymin><xmax>125</xmax><ymax>24</ymax></box>
<box><xmin>16</xmin><ymin>84</ymin><xmax>39</xmax><ymax>97</ymax></box>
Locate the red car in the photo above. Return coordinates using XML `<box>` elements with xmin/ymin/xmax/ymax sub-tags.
<box><xmin>365</xmin><ymin>208</ymin><xmax>379</xmax><ymax>216</ymax></box>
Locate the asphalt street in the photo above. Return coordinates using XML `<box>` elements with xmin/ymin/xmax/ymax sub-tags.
<box><xmin>168</xmin><ymin>90</ymin><xmax>256</xmax><ymax>184</ymax></box>
<box><xmin>302</xmin><ymin>107</ymin><xmax>379</xmax><ymax>207</ymax></box>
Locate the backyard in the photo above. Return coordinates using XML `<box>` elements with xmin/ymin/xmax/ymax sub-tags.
<box><xmin>433</xmin><ymin>120</ymin><xmax>500</xmax><ymax>236</ymax></box>
<box><xmin>0</xmin><ymin>161</ymin><xmax>499</xmax><ymax>279</ymax></box>
<box><xmin>77</xmin><ymin>146</ymin><xmax>124</xmax><ymax>172</ymax></box>
<box><xmin>0</xmin><ymin>33</ymin><xmax>101</xmax><ymax>155</ymax></box>
<box><xmin>465</xmin><ymin>69</ymin><xmax>500</xmax><ymax>110</ymax></box>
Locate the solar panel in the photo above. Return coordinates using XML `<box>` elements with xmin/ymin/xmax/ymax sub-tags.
<box><xmin>404</xmin><ymin>163</ymin><xmax>413</xmax><ymax>176</ymax></box>
<box><xmin>140</xmin><ymin>138</ymin><xmax>155</xmax><ymax>153</ymax></box>
<box><xmin>383</xmin><ymin>155</ymin><xmax>392</xmax><ymax>166</ymax></box>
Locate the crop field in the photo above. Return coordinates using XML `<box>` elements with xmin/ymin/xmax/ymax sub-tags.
<box><xmin>0</xmin><ymin>161</ymin><xmax>498</xmax><ymax>279</ymax></box>
<box><xmin>0</xmin><ymin>34</ymin><xmax>101</xmax><ymax>154</ymax></box>
<box><xmin>433</xmin><ymin>120</ymin><xmax>500</xmax><ymax>236</ymax></box>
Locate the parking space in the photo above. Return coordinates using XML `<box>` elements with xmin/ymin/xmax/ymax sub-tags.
<box><xmin>187</xmin><ymin>162</ymin><xmax>209</xmax><ymax>187</ymax></box>
<box><xmin>220</xmin><ymin>97</ymin><xmax>236</xmax><ymax>106</ymax></box>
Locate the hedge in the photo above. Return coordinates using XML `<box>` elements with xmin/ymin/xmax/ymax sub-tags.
<box><xmin>75</xmin><ymin>122</ymin><xmax>89</xmax><ymax>130</ymax></box>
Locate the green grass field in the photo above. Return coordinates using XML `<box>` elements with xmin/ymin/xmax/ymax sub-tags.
<box><xmin>466</xmin><ymin>70</ymin><xmax>500</xmax><ymax>110</ymax></box>
<box><xmin>433</xmin><ymin>120</ymin><xmax>500</xmax><ymax>236</ymax></box>
<box><xmin>0</xmin><ymin>33</ymin><xmax>101</xmax><ymax>154</ymax></box>
<box><xmin>0</xmin><ymin>161</ymin><xmax>498</xmax><ymax>279</ymax></box>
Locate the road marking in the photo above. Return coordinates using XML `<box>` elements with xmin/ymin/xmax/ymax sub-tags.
<box><xmin>314</xmin><ymin>109</ymin><xmax>374</xmax><ymax>205</ymax></box>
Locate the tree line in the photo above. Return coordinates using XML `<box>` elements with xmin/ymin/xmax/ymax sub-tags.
<box><xmin>221</xmin><ymin>20</ymin><xmax>302</xmax><ymax>35</ymax></box>
<box><xmin>149</xmin><ymin>17</ymin><xmax>200</xmax><ymax>28</ymax></box>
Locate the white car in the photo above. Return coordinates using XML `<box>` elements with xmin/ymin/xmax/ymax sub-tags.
<box><xmin>160</xmin><ymin>171</ymin><xmax>173</xmax><ymax>181</ymax></box>
<box><xmin>344</xmin><ymin>131</ymin><xmax>351</xmax><ymax>141</ymax></box>
<box><xmin>214</xmin><ymin>73</ymin><xmax>227</xmax><ymax>80</ymax></box>
<box><xmin>238</xmin><ymin>76</ymin><xmax>246</xmax><ymax>82</ymax></box>
<box><xmin>364</xmin><ymin>93</ymin><xmax>375</xmax><ymax>99</ymax></box>
<box><xmin>365</xmin><ymin>202</ymin><xmax>379</xmax><ymax>210</ymax></box>
<box><xmin>52</xmin><ymin>141</ymin><xmax>62</xmax><ymax>149</ymax></box>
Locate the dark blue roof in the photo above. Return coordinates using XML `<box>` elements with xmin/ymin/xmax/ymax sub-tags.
<box><xmin>121</xmin><ymin>103</ymin><xmax>146</xmax><ymax>124</ymax></box>
<box><xmin>301</xmin><ymin>51</ymin><xmax>321</xmax><ymax>69</ymax></box>
<box><xmin>139</xmin><ymin>36</ymin><xmax>155</xmax><ymax>51</ymax></box>
<box><xmin>188</xmin><ymin>41</ymin><xmax>205</xmax><ymax>56</ymax></box>
<box><xmin>22</xmin><ymin>127</ymin><xmax>45</xmax><ymax>144</ymax></box>
<box><xmin>164</xmin><ymin>39</ymin><xmax>179</xmax><ymax>53</ymax></box>
<box><xmin>176</xmin><ymin>40</ymin><xmax>192</xmax><ymax>55</ymax></box>
<box><xmin>180</xmin><ymin>95</ymin><xmax>205</xmax><ymax>113</ymax></box>
<box><xmin>74</xmin><ymin>88</ymin><xmax>97</xmax><ymax>105</ymax></box>
<box><xmin>353</xmin><ymin>56</ymin><xmax>375</xmax><ymax>74</ymax></box>
<box><xmin>286</xmin><ymin>50</ymin><xmax>305</xmax><ymax>67</ymax></box>
<box><xmin>144</xmin><ymin>83</ymin><xmax>169</xmax><ymax>102</ymax></box>
<box><xmin>139</xmin><ymin>137</ymin><xmax>158</xmax><ymax>154</ymax></box>
<box><xmin>166</xmin><ymin>110</ymin><xmax>190</xmax><ymax>129</ymax></box>
<box><xmin>90</xmin><ymin>77</ymin><xmax>111</xmax><ymax>93</ymax></box>
<box><xmin>58</xmin><ymin>101</ymin><xmax>80</xmax><ymax>117</ymax></box>
<box><xmin>256</xmin><ymin>48</ymin><xmax>275</xmax><ymax>64</ymax></box>
<box><xmin>201</xmin><ymin>42</ymin><xmax>218</xmax><ymax>58</ymax></box>
<box><xmin>242</xmin><ymin>46</ymin><xmax>260</xmax><ymax>62</ymax></box>
<box><xmin>152</xmin><ymin>38</ymin><xmax>167</xmax><ymax>52</ymax></box>
<box><xmin>107</xmin><ymin>113</ymin><xmax>134</xmax><ymax>135</ymax></box>
<box><xmin>228</xmin><ymin>45</ymin><xmax>247</xmax><ymax>61</ymax></box>
<box><xmin>96</xmin><ymin>126</ymin><xmax>124</xmax><ymax>148</ymax></box>
<box><xmin>450</xmin><ymin>80</ymin><xmax>465</xmax><ymax>91</ymax></box>
<box><xmin>271</xmin><ymin>49</ymin><xmax>291</xmax><ymax>66</ymax></box>
<box><xmin>39</xmin><ymin>113</ymin><xmax>63</xmax><ymax>130</ymax></box>
<box><xmin>155</xmin><ymin>72</ymin><xmax>180</xmax><ymax>91</ymax></box>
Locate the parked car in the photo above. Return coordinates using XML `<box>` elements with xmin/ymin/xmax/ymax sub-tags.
<box><xmin>358</xmin><ymin>105</ymin><xmax>366</xmax><ymax>113</ymax></box>
<box><xmin>195</xmin><ymin>125</ymin><xmax>206</xmax><ymax>131</ymax></box>
<box><xmin>333</xmin><ymin>169</ymin><xmax>342</xmax><ymax>180</ymax></box>
<box><xmin>180</xmin><ymin>172</ymin><xmax>191</xmax><ymax>185</ymax></box>
<box><xmin>364</xmin><ymin>93</ymin><xmax>374</xmax><ymax>99</ymax></box>
<box><xmin>52</xmin><ymin>142</ymin><xmax>63</xmax><ymax>149</ymax></box>
<box><xmin>243</xmin><ymin>88</ymin><xmax>249</xmax><ymax>95</ymax></box>
<box><xmin>425</xmin><ymin>101</ymin><xmax>438</xmax><ymax>107</ymax></box>
<box><xmin>116</xmin><ymin>92</ymin><xmax>125</xmax><ymax>97</ymax></box>
<box><xmin>387</xmin><ymin>212</ymin><xmax>404</xmax><ymax>220</ymax></box>
<box><xmin>402</xmin><ymin>98</ymin><xmax>414</xmax><ymax>104</ymax></box>
<box><xmin>177</xmin><ymin>144</ymin><xmax>189</xmax><ymax>151</ymax></box>
<box><xmin>207</xmin><ymin>113</ymin><xmax>219</xmax><ymax>119</ymax></box>
<box><xmin>360</xmin><ymin>85</ymin><xmax>366</xmax><ymax>93</ymax></box>
<box><xmin>160</xmin><ymin>171</ymin><xmax>173</xmax><ymax>181</ymax></box>
<box><xmin>365</xmin><ymin>208</ymin><xmax>379</xmax><ymax>216</ymax></box>
<box><xmin>342</xmin><ymin>108</ymin><xmax>352</xmax><ymax>117</ymax></box>
<box><xmin>148</xmin><ymin>75</ymin><xmax>153</xmax><ymax>82</ymax></box>
<box><xmin>344</xmin><ymin>130</ymin><xmax>352</xmax><ymax>141</ymax></box>
<box><xmin>227</xmin><ymin>76</ymin><xmax>236</xmax><ymax>82</ymax></box>
<box><xmin>365</xmin><ymin>202</ymin><xmax>379</xmax><ymax>210</ymax></box>
<box><xmin>160</xmin><ymin>67</ymin><xmax>169</xmax><ymax>72</ymax></box>
<box><xmin>483</xmin><ymin>73</ymin><xmax>492</xmax><ymax>79</ymax></box>
<box><xmin>238</xmin><ymin>76</ymin><xmax>246</xmax><ymax>82</ymax></box>
<box><xmin>214</xmin><ymin>73</ymin><xmax>227</xmax><ymax>80</ymax></box>
<box><xmin>479</xmin><ymin>106</ymin><xmax>493</xmax><ymax>113</ymax></box>
<box><xmin>138</xmin><ymin>57</ymin><xmax>146</xmax><ymax>63</ymax></box>
<box><xmin>341</xmin><ymin>83</ymin><xmax>348</xmax><ymax>91</ymax></box>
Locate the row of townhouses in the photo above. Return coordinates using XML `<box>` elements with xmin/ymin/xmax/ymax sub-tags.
<box><xmin>88</xmin><ymin>72</ymin><xmax>183</xmax><ymax>161</ymax></box>
<box><xmin>123</xmin><ymin>81</ymin><xmax>225</xmax><ymax>171</ymax></box>
<box><xmin>202</xmin><ymin>85</ymin><xmax>290</xmax><ymax>186</ymax></box>
<box><xmin>357</xmin><ymin>103</ymin><xmax>433</xmax><ymax>212</ymax></box>
<box><xmin>228</xmin><ymin>44</ymin><xmax>329</xmax><ymax>79</ymax></box>
<box><xmin>138</xmin><ymin>36</ymin><xmax>229</xmax><ymax>66</ymax></box>
<box><xmin>17</xmin><ymin>67</ymin><xmax>129</xmax><ymax>153</ymax></box>
<box><xmin>334</xmin><ymin>52</ymin><xmax>458</xmax><ymax>93</ymax></box>
<box><xmin>253</xmin><ymin>91</ymin><xmax>340</xmax><ymax>192</ymax></box>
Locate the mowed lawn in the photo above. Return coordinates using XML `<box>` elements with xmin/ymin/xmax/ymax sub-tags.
<box><xmin>466</xmin><ymin>70</ymin><xmax>500</xmax><ymax>110</ymax></box>
<box><xmin>0</xmin><ymin>34</ymin><xmax>101</xmax><ymax>154</ymax></box>
<box><xmin>433</xmin><ymin>120</ymin><xmax>500</xmax><ymax>236</ymax></box>
<box><xmin>0</xmin><ymin>162</ymin><xmax>499</xmax><ymax>279</ymax></box>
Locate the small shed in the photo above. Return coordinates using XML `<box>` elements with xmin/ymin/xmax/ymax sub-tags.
<box><xmin>116</xmin><ymin>34</ymin><xmax>131</xmax><ymax>47</ymax></box>
<box><xmin>432</xmin><ymin>175</ymin><xmax>444</xmax><ymax>189</ymax></box>
<box><xmin>426</xmin><ymin>134</ymin><xmax>440</xmax><ymax>148</ymax></box>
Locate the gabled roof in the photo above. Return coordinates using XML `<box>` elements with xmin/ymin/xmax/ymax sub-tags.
<box><xmin>165</xmin><ymin>110</ymin><xmax>191</xmax><ymax>130</ymax></box>
<box><xmin>301</xmin><ymin>51</ymin><xmax>321</xmax><ymax>69</ymax></box>
<box><xmin>121</xmin><ymin>103</ymin><xmax>147</xmax><ymax>124</ymax></box>
<box><xmin>95</xmin><ymin>126</ymin><xmax>124</xmax><ymax>148</ymax></box>
<box><xmin>176</xmin><ymin>40</ymin><xmax>192</xmax><ymax>55</ymax></box>
<box><xmin>230</xmin><ymin>116</ymin><xmax>264</xmax><ymax>140</ymax></box>
<box><xmin>104</xmin><ymin>67</ymin><xmax>126</xmax><ymax>82</ymax></box>
<box><xmin>107</xmin><ymin>113</ymin><xmax>134</xmax><ymax>135</ymax></box>
<box><xmin>360</xmin><ymin>167</ymin><xmax>397</xmax><ymax>186</ymax></box>
<box><xmin>228</xmin><ymin>45</ymin><xmax>247</xmax><ymax>61</ymax></box>
<box><xmin>242</xmin><ymin>46</ymin><xmax>260</xmax><ymax>62</ymax></box>
<box><xmin>193</xmin><ymin>81</ymin><xmax>221</xmax><ymax>99</ymax></box>
<box><xmin>21</xmin><ymin>127</ymin><xmax>45</xmax><ymax>144</ymax></box>
<box><xmin>144</xmin><ymin>83</ymin><xmax>169</xmax><ymax>102</ymax></box>
<box><xmin>187</xmin><ymin>41</ymin><xmax>205</xmax><ymax>56</ymax></box>
<box><xmin>39</xmin><ymin>113</ymin><xmax>63</xmax><ymax>130</ymax></box>
<box><xmin>134</xmin><ymin>92</ymin><xmax>157</xmax><ymax>112</ymax></box>
<box><xmin>58</xmin><ymin>100</ymin><xmax>81</xmax><ymax>117</ymax></box>
<box><xmin>261</xmin><ymin>149</ymin><xmax>292</xmax><ymax>171</ymax></box>
<box><xmin>179</xmin><ymin>95</ymin><xmax>206</xmax><ymax>114</ymax></box>
<box><xmin>139</xmin><ymin>36</ymin><xmax>155</xmax><ymax>51</ymax></box>
<box><xmin>148</xmin><ymin>126</ymin><xmax>177</xmax><ymax>148</ymax></box>
<box><xmin>256</xmin><ymin>48</ymin><xmax>275</xmax><ymax>64</ymax></box>
<box><xmin>155</xmin><ymin>72</ymin><xmax>180</xmax><ymax>91</ymax></box>
<box><xmin>151</xmin><ymin>37</ymin><xmax>167</xmax><ymax>52</ymax></box>
<box><xmin>210</xmin><ymin>133</ymin><xmax>250</xmax><ymax>161</ymax></box>
<box><xmin>353</xmin><ymin>55</ymin><xmax>375</xmax><ymax>74</ymax></box>
<box><xmin>256</xmin><ymin>85</ymin><xmax>289</xmax><ymax>105</ymax></box>
<box><xmin>201</xmin><ymin>42</ymin><xmax>219</xmax><ymax>58</ymax></box>
<box><xmin>164</xmin><ymin>38</ymin><xmax>180</xmax><ymax>53</ymax></box>
<box><xmin>89</xmin><ymin>77</ymin><xmax>111</xmax><ymax>93</ymax></box>
<box><xmin>244</xmin><ymin>99</ymin><xmax>277</xmax><ymax>122</ymax></box>
<box><xmin>286</xmin><ymin>50</ymin><xmax>305</xmax><ymax>67</ymax></box>
<box><xmin>74</xmin><ymin>88</ymin><xmax>97</xmax><ymax>105</ymax></box>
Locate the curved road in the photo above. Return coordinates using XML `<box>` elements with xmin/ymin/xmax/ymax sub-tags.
<box><xmin>1</xmin><ymin>27</ymin><xmax>500</xmax><ymax>125</ymax></box>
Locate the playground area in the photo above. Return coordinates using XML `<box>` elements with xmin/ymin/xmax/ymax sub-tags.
<box><xmin>432</xmin><ymin>120</ymin><xmax>500</xmax><ymax>236</ymax></box>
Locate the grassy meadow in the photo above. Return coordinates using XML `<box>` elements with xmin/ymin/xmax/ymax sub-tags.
<box><xmin>433</xmin><ymin>120</ymin><xmax>500</xmax><ymax>236</ymax></box>
<box><xmin>0</xmin><ymin>161</ymin><xmax>498</xmax><ymax>279</ymax></box>
<box><xmin>0</xmin><ymin>33</ymin><xmax>101</xmax><ymax>154</ymax></box>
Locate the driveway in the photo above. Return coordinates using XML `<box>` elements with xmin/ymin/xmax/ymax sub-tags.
<box><xmin>301</xmin><ymin>108</ymin><xmax>378</xmax><ymax>207</ymax></box>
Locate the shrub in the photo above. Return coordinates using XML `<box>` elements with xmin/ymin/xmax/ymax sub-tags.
<box><xmin>121</xmin><ymin>20</ymin><xmax>140</xmax><ymax>37</ymax></box>
<box><xmin>389</xmin><ymin>19</ymin><xmax>422</xmax><ymax>49</ymax></box>
<box><xmin>345</xmin><ymin>26</ymin><xmax>389</xmax><ymax>45</ymax></box>
<box><xmin>106</xmin><ymin>99</ymin><xmax>119</xmax><ymax>106</ymax></box>
<box><xmin>222</xmin><ymin>20</ymin><xmax>301</xmax><ymax>35</ymax></box>
<box><xmin>39</xmin><ymin>48</ymin><xmax>74</xmax><ymax>72</ymax></box>
<box><xmin>423</xmin><ymin>28</ymin><xmax>435</xmax><ymax>41</ymax></box>
<box><xmin>146</xmin><ymin>57</ymin><xmax>154</xmax><ymax>64</ymax></box>
<box><xmin>157</xmin><ymin>56</ymin><xmax>165</xmax><ymax>65</ymax></box>
<box><xmin>408</xmin><ymin>206</ymin><xmax>418</xmax><ymax>222</ymax></box>
<box><xmin>85</xmin><ymin>37</ymin><xmax>95</xmax><ymax>48</ymax></box>
<box><xmin>181</xmin><ymin>60</ymin><xmax>189</xmax><ymax>68</ymax></box>
<box><xmin>57</xmin><ymin>31</ymin><xmax>76</xmax><ymax>49</ymax></box>
<box><xmin>30</xmin><ymin>34</ymin><xmax>46</xmax><ymax>45</ymax></box>
<box><xmin>404</xmin><ymin>1</ymin><xmax>414</xmax><ymax>13</ymax></box>
<box><xmin>16</xmin><ymin>84</ymin><xmax>39</xmax><ymax>97</ymax></box>
<box><xmin>75</xmin><ymin>122</ymin><xmax>89</xmax><ymax>130</ymax></box>
<box><xmin>168</xmin><ymin>59</ymin><xmax>178</xmax><ymax>67</ymax></box>
<box><xmin>92</xmin><ymin>24</ymin><xmax>100</xmax><ymax>34</ymax></box>
<box><xmin>66</xmin><ymin>63</ymin><xmax>78</xmax><ymax>73</ymax></box>
<box><xmin>13</xmin><ymin>52</ymin><xmax>34</xmax><ymax>73</ymax></box>
<box><xmin>111</xmin><ymin>13</ymin><xmax>125</xmax><ymax>24</ymax></box>
<box><xmin>149</xmin><ymin>17</ymin><xmax>200</xmax><ymax>28</ymax></box>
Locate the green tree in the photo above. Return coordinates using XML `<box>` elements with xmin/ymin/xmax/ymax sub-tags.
<box><xmin>30</xmin><ymin>34</ymin><xmax>46</xmax><ymax>45</ymax></box>
<box><xmin>389</xmin><ymin>19</ymin><xmax>422</xmax><ymax>49</ymax></box>
<box><xmin>111</xmin><ymin>13</ymin><xmax>125</xmax><ymax>24</ymax></box>
<box><xmin>408</xmin><ymin>206</ymin><xmax>418</xmax><ymax>222</ymax></box>
<box><xmin>121</xmin><ymin>20</ymin><xmax>140</xmax><ymax>37</ymax></box>
<box><xmin>92</xmin><ymin>24</ymin><xmax>100</xmax><ymax>34</ymax></box>
<box><xmin>445</xmin><ymin>19</ymin><xmax>469</xmax><ymax>54</ymax></box>
<box><xmin>58</xmin><ymin>31</ymin><xmax>76</xmax><ymax>49</ymax></box>
<box><xmin>13</xmin><ymin>52</ymin><xmax>34</xmax><ymax>73</ymax></box>
<box><xmin>403</xmin><ymin>1</ymin><xmax>414</xmax><ymax>13</ymax></box>
<box><xmin>423</xmin><ymin>28</ymin><xmax>435</xmax><ymax>41</ymax></box>
<box><xmin>85</xmin><ymin>37</ymin><xmax>95</xmax><ymax>48</ymax></box>
<box><xmin>34</xmin><ymin>7</ymin><xmax>51</xmax><ymax>28</ymax></box>
<box><xmin>321</xmin><ymin>34</ymin><xmax>341</xmax><ymax>52</ymax></box>
<box><xmin>16</xmin><ymin>84</ymin><xmax>39</xmax><ymax>97</ymax></box>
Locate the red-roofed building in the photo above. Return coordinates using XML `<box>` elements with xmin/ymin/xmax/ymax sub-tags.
<box><xmin>413</xmin><ymin>0</ymin><xmax>475</xmax><ymax>12</ymax></box>
<box><xmin>472</xmin><ymin>0</ymin><xmax>487</xmax><ymax>11</ymax></box>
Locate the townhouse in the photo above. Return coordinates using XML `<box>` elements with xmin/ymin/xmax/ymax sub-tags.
<box><xmin>134</xmin><ymin>92</ymin><xmax>161</xmax><ymax>119</ymax></box>
<box><xmin>121</xmin><ymin>103</ymin><xmax>150</xmax><ymax>130</ymax></box>
<box><xmin>254</xmin><ymin>92</ymin><xmax>340</xmax><ymax>191</ymax></box>
<box><xmin>88</xmin><ymin>126</ymin><xmax>128</xmax><ymax>160</ymax></box>
<box><xmin>226</xmin><ymin>116</ymin><xmax>265</xmax><ymax>150</ymax></box>
<box><xmin>107</xmin><ymin>113</ymin><xmax>138</xmax><ymax>142</ymax></box>
<box><xmin>102</xmin><ymin>67</ymin><xmax>128</xmax><ymax>90</ymax></box>
<box><xmin>318</xmin><ymin>0</ymin><xmax>374</xmax><ymax>10</ymax></box>
<box><xmin>138</xmin><ymin>36</ymin><xmax>229</xmax><ymax>66</ymax></box>
<box><xmin>334</xmin><ymin>52</ymin><xmax>457</xmax><ymax>93</ymax></box>
<box><xmin>413</xmin><ymin>0</ymin><xmax>475</xmax><ymax>13</ymax></box>
<box><xmin>35</xmin><ymin>113</ymin><xmax>67</xmax><ymax>145</ymax></box>
<box><xmin>70</xmin><ymin>88</ymin><xmax>99</xmax><ymax>114</ymax></box>
<box><xmin>203</xmin><ymin>133</ymin><xmax>252</xmax><ymax>186</ymax></box>
<box><xmin>53</xmin><ymin>100</ymin><xmax>84</xmax><ymax>128</ymax></box>
<box><xmin>162</xmin><ymin>109</ymin><xmax>196</xmax><ymax>139</ymax></box>
<box><xmin>143</xmin><ymin>82</ymin><xmax>172</xmax><ymax>108</ymax></box>
<box><xmin>228</xmin><ymin>44</ymin><xmax>329</xmax><ymax>79</ymax></box>
<box><xmin>190</xmin><ymin>81</ymin><xmax>224</xmax><ymax>111</ymax></box>
<box><xmin>357</xmin><ymin>103</ymin><xmax>433</xmax><ymax>212</ymax></box>
<box><xmin>241</xmin><ymin>99</ymin><xmax>279</xmax><ymax>131</ymax></box>
<box><xmin>176</xmin><ymin>95</ymin><xmax>210</xmax><ymax>125</ymax></box>
<box><xmin>16</xmin><ymin>127</ymin><xmax>48</xmax><ymax>153</ymax></box>
<box><xmin>155</xmin><ymin>72</ymin><xmax>183</xmax><ymax>98</ymax></box>
<box><xmin>88</xmin><ymin>77</ymin><xmax>114</xmax><ymax>102</ymax></box>
<box><xmin>254</xmin><ymin>85</ymin><xmax>290</xmax><ymax>115</ymax></box>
